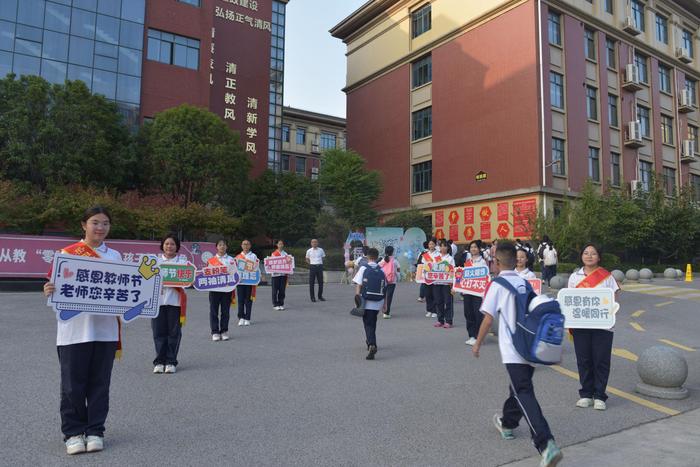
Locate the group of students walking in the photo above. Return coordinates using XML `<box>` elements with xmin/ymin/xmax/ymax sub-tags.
<box><xmin>45</xmin><ymin>206</ymin><xmax>615</xmax><ymax>467</ymax></box>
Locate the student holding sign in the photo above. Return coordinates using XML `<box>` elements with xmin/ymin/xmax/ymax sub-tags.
<box><xmin>236</xmin><ymin>240</ymin><xmax>258</xmax><ymax>326</ymax></box>
<box><xmin>514</xmin><ymin>249</ymin><xmax>536</xmax><ymax>279</ymax></box>
<box><xmin>421</xmin><ymin>238</ymin><xmax>439</xmax><ymax>318</ymax></box>
<box><xmin>568</xmin><ymin>243</ymin><xmax>620</xmax><ymax>411</ymax></box>
<box><xmin>270</xmin><ymin>240</ymin><xmax>289</xmax><ymax>311</ymax></box>
<box><xmin>43</xmin><ymin>206</ymin><xmax>121</xmax><ymax>455</ymax></box>
<box><xmin>208</xmin><ymin>239</ymin><xmax>235</xmax><ymax>341</ymax></box>
<box><xmin>433</xmin><ymin>240</ymin><xmax>456</xmax><ymax>328</ymax></box>
<box><xmin>152</xmin><ymin>235</ymin><xmax>187</xmax><ymax>374</ymax></box>
<box><xmin>463</xmin><ymin>240</ymin><xmax>487</xmax><ymax>346</ymax></box>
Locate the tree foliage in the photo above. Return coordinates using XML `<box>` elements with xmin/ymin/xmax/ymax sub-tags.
<box><xmin>382</xmin><ymin>208</ymin><xmax>432</xmax><ymax>236</ymax></box>
<box><xmin>318</xmin><ymin>149</ymin><xmax>382</xmax><ymax>228</ymax></box>
<box><xmin>138</xmin><ymin>104</ymin><xmax>250</xmax><ymax>208</ymax></box>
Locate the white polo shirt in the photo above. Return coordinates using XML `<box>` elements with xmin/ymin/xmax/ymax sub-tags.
<box><xmin>480</xmin><ymin>271</ymin><xmax>529</xmax><ymax>365</ymax></box>
<box><xmin>353</xmin><ymin>262</ymin><xmax>385</xmax><ymax>311</ymax></box>
<box><xmin>568</xmin><ymin>268</ymin><xmax>620</xmax><ymax>292</ymax></box>
<box><xmin>56</xmin><ymin>243</ymin><xmax>121</xmax><ymax>346</ymax></box>
<box><xmin>306</xmin><ymin>247</ymin><xmax>325</xmax><ymax>265</ymax></box>
<box><xmin>514</xmin><ymin>267</ymin><xmax>536</xmax><ymax>279</ymax></box>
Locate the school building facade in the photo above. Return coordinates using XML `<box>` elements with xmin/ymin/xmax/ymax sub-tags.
<box><xmin>331</xmin><ymin>0</ymin><xmax>700</xmax><ymax>242</ymax></box>
<box><xmin>0</xmin><ymin>0</ymin><xmax>288</xmax><ymax>176</ymax></box>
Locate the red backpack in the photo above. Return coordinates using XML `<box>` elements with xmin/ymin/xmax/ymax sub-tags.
<box><xmin>381</xmin><ymin>258</ymin><xmax>396</xmax><ymax>283</ymax></box>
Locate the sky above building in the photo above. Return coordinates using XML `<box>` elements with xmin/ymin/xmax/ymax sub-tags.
<box><xmin>283</xmin><ymin>0</ymin><xmax>366</xmax><ymax>118</ymax></box>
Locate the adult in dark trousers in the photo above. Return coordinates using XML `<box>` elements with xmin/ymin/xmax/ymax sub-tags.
<box><xmin>306</xmin><ymin>238</ymin><xmax>326</xmax><ymax>302</ymax></box>
<box><xmin>473</xmin><ymin>241</ymin><xmax>563</xmax><ymax>467</ymax></box>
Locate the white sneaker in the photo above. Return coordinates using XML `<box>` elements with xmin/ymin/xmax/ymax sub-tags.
<box><xmin>65</xmin><ymin>435</ymin><xmax>86</xmax><ymax>455</ymax></box>
<box><xmin>221</xmin><ymin>332</ymin><xmax>230</xmax><ymax>341</ymax></box>
<box><xmin>576</xmin><ymin>397</ymin><xmax>593</xmax><ymax>408</ymax></box>
<box><xmin>383</xmin><ymin>313</ymin><xmax>391</xmax><ymax>319</ymax></box>
<box><xmin>164</xmin><ymin>365</ymin><xmax>176</xmax><ymax>374</ymax></box>
<box><xmin>238</xmin><ymin>318</ymin><xmax>245</xmax><ymax>326</ymax></box>
<box><xmin>431</xmin><ymin>313</ymin><xmax>438</xmax><ymax>318</ymax></box>
<box><xmin>244</xmin><ymin>320</ymin><xmax>251</xmax><ymax>326</ymax></box>
<box><xmin>86</xmin><ymin>435</ymin><xmax>103</xmax><ymax>453</ymax></box>
<box><xmin>212</xmin><ymin>333</ymin><xmax>221</xmax><ymax>341</ymax></box>
<box><xmin>465</xmin><ymin>337</ymin><xmax>477</xmax><ymax>346</ymax></box>
<box><xmin>593</xmin><ymin>399</ymin><xmax>607</xmax><ymax>410</ymax></box>
<box><xmin>153</xmin><ymin>364</ymin><xmax>164</xmax><ymax>374</ymax></box>
<box><xmin>273</xmin><ymin>306</ymin><xmax>280</xmax><ymax>310</ymax></box>
<box><xmin>425</xmin><ymin>312</ymin><xmax>432</xmax><ymax>318</ymax></box>
<box><xmin>279</xmin><ymin>306</ymin><xmax>285</xmax><ymax>310</ymax></box>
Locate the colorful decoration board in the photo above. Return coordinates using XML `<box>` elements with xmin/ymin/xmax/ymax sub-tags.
<box><xmin>528</xmin><ymin>278</ymin><xmax>542</xmax><ymax>295</ymax></box>
<box><xmin>159</xmin><ymin>262</ymin><xmax>197</xmax><ymax>288</ymax></box>
<box><xmin>193</xmin><ymin>265</ymin><xmax>241</xmax><ymax>292</ymax></box>
<box><xmin>415</xmin><ymin>261</ymin><xmax>455</xmax><ymax>285</ymax></box>
<box><xmin>263</xmin><ymin>255</ymin><xmax>294</xmax><ymax>275</ymax></box>
<box><xmin>237</xmin><ymin>258</ymin><xmax>261</xmax><ymax>286</ymax></box>
<box><xmin>453</xmin><ymin>265</ymin><xmax>491</xmax><ymax>296</ymax></box>
<box><xmin>557</xmin><ymin>288</ymin><xmax>618</xmax><ymax>329</ymax></box>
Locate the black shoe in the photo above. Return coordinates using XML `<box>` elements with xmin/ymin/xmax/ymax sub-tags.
<box><xmin>318</xmin><ymin>297</ymin><xmax>326</xmax><ymax>301</ymax></box>
<box><xmin>366</xmin><ymin>344</ymin><xmax>377</xmax><ymax>360</ymax></box>
<box><xmin>311</xmin><ymin>298</ymin><xmax>316</xmax><ymax>302</ymax></box>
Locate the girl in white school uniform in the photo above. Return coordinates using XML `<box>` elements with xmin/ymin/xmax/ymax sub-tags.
<box><xmin>432</xmin><ymin>240</ymin><xmax>456</xmax><ymax>328</ymax></box>
<box><xmin>514</xmin><ymin>249</ymin><xmax>536</xmax><ymax>279</ymax></box>
<box><xmin>43</xmin><ymin>206</ymin><xmax>121</xmax><ymax>455</ymax></box>
<box><xmin>463</xmin><ymin>240</ymin><xmax>487</xmax><ymax>345</ymax></box>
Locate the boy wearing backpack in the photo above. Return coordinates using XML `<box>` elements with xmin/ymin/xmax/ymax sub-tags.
<box><xmin>353</xmin><ymin>248</ymin><xmax>386</xmax><ymax>360</ymax></box>
<box><xmin>472</xmin><ymin>241</ymin><xmax>563</xmax><ymax>467</ymax></box>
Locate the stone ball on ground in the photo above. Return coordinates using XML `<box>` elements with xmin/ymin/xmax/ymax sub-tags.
<box><xmin>639</xmin><ymin>268</ymin><xmax>653</xmax><ymax>281</ymax></box>
<box><xmin>625</xmin><ymin>269</ymin><xmax>640</xmax><ymax>281</ymax></box>
<box><xmin>549</xmin><ymin>275</ymin><xmax>566</xmax><ymax>290</ymax></box>
<box><xmin>675</xmin><ymin>269</ymin><xmax>684</xmax><ymax>280</ymax></box>
<box><xmin>637</xmin><ymin>345</ymin><xmax>688</xmax><ymax>388</ymax></box>
<box><xmin>612</xmin><ymin>270</ymin><xmax>625</xmax><ymax>283</ymax></box>
<box><xmin>663</xmin><ymin>268</ymin><xmax>677</xmax><ymax>279</ymax></box>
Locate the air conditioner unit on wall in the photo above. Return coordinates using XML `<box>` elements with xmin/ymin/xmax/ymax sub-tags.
<box><xmin>622</xmin><ymin>17</ymin><xmax>641</xmax><ymax>35</ymax></box>
<box><xmin>679</xmin><ymin>89</ymin><xmax>695</xmax><ymax>113</ymax></box>
<box><xmin>676</xmin><ymin>47</ymin><xmax>693</xmax><ymax>64</ymax></box>
<box><xmin>622</xmin><ymin>64</ymin><xmax>643</xmax><ymax>91</ymax></box>
<box><xmin>682</xmin><ymin>139</ymin><xmax>697</xmax><ymax>162</ymax></box>
<box><xmin>624</xmin><ymin>121</ymin><xmax>644</xmax><ymax>148</ymax></box>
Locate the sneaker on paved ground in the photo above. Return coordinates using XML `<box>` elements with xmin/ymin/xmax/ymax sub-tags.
<box><xmin>593</xmin><ymin>399</ymin><xmax>607</xmax><ymax>410</ymax></box>
<box><xmin>431</xmin><ymin>313</ymin><xmax>438</xmax><ymax>318</ymax></box>
<box><xmin>244</xmin><ymin>320</ymin><xmax>251</xmax><ymax>326</ymax></box>
<box><xmin>383</xmin><ymin>313</ymin><xmax>391</xmax><ymax>319</ymax></box>
<box><xmin>425</xmin><ymin>312</ymin><xmax>432</xmax><ymax>317</ymax></box>
<box><xmin>86</xmin><ymin>435</ymin><xmax>103</xmax><ymax>453</ymax></box>
<box><xmin>319</xmin><ymin>297</ymin><xmax>326</xmax><ymax>301</ymax></box>
<box><xmin>433</xmin><ymin>321</ymin><xmax>444</xmax><ymax>327</ymax></box>
<box><xmin>443</xmin><ymin>323</ymin><xmax>452</xmax><ymax>329</ymax></box>
<box><xmin>153</xmin><ymin>364</ymin><xmax>164</xmax><ymax>374</ymax></box>
<box><xmin>221</xmin><ymin>332</ymin><xmax>230</xmax><ymax>341</ymax></box>
<box><xmin>65</xmin><ymin>435</ymin><xmax>86</xmax><ymax>455</ymax></box>
<box><xmin>279</xmin><ymin>306</ymin><xmax>285</xmax><ymax>310</ymax></box>
<box><xmin>466</xmin><ymin>337</ymin><xmax>477</xmax><ymax>346</ymax></box>
<box><xmin>164</xmin><ymin>365</ymin><xmax>176</xmax><ymax>374</ymax></box>
<box><xmin>237</xmin><ymin>318</ymin><xmax>244</xmax><ymax>326</ymax></box>
<box><xmin>212</xmin><ymin>333</ymin><xmax>221</xmax><ymax>342</ymax></box>
<box><xmin>492</xmin><ymin>414</ymin><xmax>515</xmax><ymax>440</ymax></box>
<box><xmin>366</xmin><ymin>344</ymin><xmax>377</xmax><ymax>360</ymax></box>
<box><xmin>417</xmin><ymin>297</ymin><xmax>425</xmax><ymax>302</ymax></box>
<box><xmin>539</xmin><ymin>439</ymin><xmax>563</xmax><ymax>467</ymax></box>
<box><xmin>576</xmin><ymin>397</ymin><xmax>593</xmax><ymax>408</ymax></box>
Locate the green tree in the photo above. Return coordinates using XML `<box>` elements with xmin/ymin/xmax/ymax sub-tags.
<box><xmin>138</xmin><ymin>104</ymin><xmax>250</xmax><ymax>207</ymax></box>
<box><xmin>382</xmin><ymin>208</ymin><xmax>432</xmax><ymax>236</ymax></box>
<box><xmin>243</xmin><ymin>170</ymin><xmax>321</xmax><ymax>244</ymax></box>
<box><xmin>0</xmin><ymin>76</ymin><xmax>134</xmax><ymax>190</ymax></box>
<box><xmin>318</xmin><ymin>149</ymin><xmax>382</xmax><ymax>228</ymax></box>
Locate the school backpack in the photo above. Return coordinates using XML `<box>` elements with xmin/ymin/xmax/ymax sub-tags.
<box><xmin>493</xmin><ymin>277</ymin><xmax>564</xmax><ymax>365</ymax></box>
<box><xmin>361</xmin><ymin>265</ymin><xmax>387</xmax><ymax>301</ymax></box>
<box><xmin>543</xmin><ymin>247</ymin><xmax>558</xmax><ymax>266</ymax></box>
<box><xmin>380</xmin><ymin>258</ymin><xmax>396</xmax><ymax>283</ymax></box>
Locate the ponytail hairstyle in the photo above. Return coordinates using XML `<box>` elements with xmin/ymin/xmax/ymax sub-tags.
<box><xmin>384</xmin><ymin>245</ymin><xmax>394</xmax><ymax>263</ymax></box>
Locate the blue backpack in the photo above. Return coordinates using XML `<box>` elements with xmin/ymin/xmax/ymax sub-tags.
<box><xmin>493</xmin><ymin>277</ymin><xmax>564</xmax><ymax>365</ymax></box>
<box><xmin>361</xmin><ymin>265</ymin><xmax>386</xmax><ymax>301</ymax></box>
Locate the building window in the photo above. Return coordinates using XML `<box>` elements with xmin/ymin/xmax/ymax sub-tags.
<box><xmin>551</xmin><ymin>137</ymin><xmax>566</xmax><ymax>175</ymax></box>
<box><xmin>689</xmin><ymin>125</ymin><xmax>699</xmax><ymax>153</ymax></box>
<box><xmin>658</xmin><ymin>64</ymin><xmax>671</xmax><ymax>93</ymax></box>
<box><xmin>588</xmin><ymin>147</ymin><xmax>600</xmax><ymax>182</ymax></box>
<box><xmin>295</xmin><ymin>156</ymin><xmax>306</xmax><ymax>174</ymax></box>
<box><xmin>639</xmin><ymin>160</ymin><xmax>653</xmax><ymax>191</ymax></box>
<box><xmin>605</xmin><ymin>38</ymin><xmax>616</xmax><ymax>68</ymax></box>
<box><xmin>412</xmin><ymin>161</ymin><xmax>432</xmax><ymax>193</ymax></box>
<box><xmin>634</xmin><ymin>52</ymin><xmax>648</xmax><ymax>83</ymax></box>
<box><xmin>281</xmin><ymin>154</ymin><xmax>290</xmax><ymax>171</ymax></box>
<box><xmin>638</xmin><ymin>105</ymin><xmax>650</xmax><ymax>138</ymax></box>
<box><xmin>548</xmin><ymin>11</ymin><xmax>561</xmax><ymax>46</ymax></box>
<box><xmin>604</xmin><ymin>0</ymin><xmax>614</xmax><ymax>14</ymax></box>
<box><xmin>296</xmin><ymin>127</ymin><xmax>306</xmax><ymax>145</ymax></box>
<box><xmin>631</xmin><ymin>0</ymin><xmax>645</xmax><ymax>32</ymax></box>
<box><xmin>691</xmin><ymin>174</ymin><xmax>700</xmax><ymax>202</ymax></box>
<box><xmin>683</xmin><ymin>29</ymin><xmax>694</xmax><ymax>58</ymax></box>
<box><xmin>147</xmin><ymin>29</ymin><xmax>199</xmax><ymax>70</ymax></box>
<box><xmin>655</xmin><ymin>14</ymin><xmax>668</xmax><ymax>44</ymax></box>
<box><xmin>608</xmin><ymin>94</ymin><xmax>618</xmax><ymax>127</ymax></box>
<box><xmin>661</xmin><ymin>115</ymin><xmax>674</xmax><ymax>145</ymax></box>
<box><xmin>412</xmin><ymin>107</ymin><xmax>432</xmax><ymax>140</ymax></box>
<box><xmin>584</xmin><ymin>28</ymin><xmax>596</xmax><ymax>61</ymax></box>
<box><xmin>412</xmin><ymin>54</ymin><xmax>432</xmax><ymax>88</ymax></box>
<box><xmin>411</xmin><ymin>4</ymin><xmax>431</xmax><ymax>39</ymax></box>
<box><xmin>663</xmin><ymin>167</ymin><xmax>676</xmax><ymax>196</ymax></box>
<box><xmin>553</xmin><ymin>200</ymin><xmax>564</xmax><ymax>218</ymax></box>
<box><xmin>268</xmin><ymin>0</ymin><xmax>286</xmax><ymax>171</ymax></box>
<box><xmin>282</xmin><ymin>125</ymin><xmax>290</xmax><ymax>143</ymax></box>
<box><xmin>320</xmin><ymin>132</ymin><xmax>337</xmax><ymax>150</ymax></box>
<box><xmin>550</xmin><ymin>71</ymin><xmax>564</xmax><ymax>109</ymax></box>
<box><xmin>177</xmin><ymin>0</ymin><xmax>200</xmax><ymax>6</ymax></box>
<box><xmin>685</xmin><ymin>78</ymin><xmax>697</xmax><ymax>105</ymax></box>
<box><xmin>611</xmin><ymin>152</ymin><xmax>621</xmax><ymax>187</ymax></box>
<box><xmin>586</xmin><ymin>86</ymin><xmax>597</xmax><ymax>120</ymax></box>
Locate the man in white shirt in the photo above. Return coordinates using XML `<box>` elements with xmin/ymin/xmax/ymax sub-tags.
<box><xmin>353</xmin><ymin>248</ymin><xmax>385</xmax><ymax>360</ymax></box>
<box><xmin>473</xmin><ymin>241</ymin><xmax>562</xmax><ymax>467</ymax></box>
<box><xmin>306</xmin><ymin>239</ymin><xmax>326</xmax><ymax>302</ymax></box>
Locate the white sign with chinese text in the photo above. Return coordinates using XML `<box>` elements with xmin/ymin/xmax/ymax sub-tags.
<box><xmin>557</xmin><ymin>287</ymin><xmax>618</xmax><ymax>329</ymax></box>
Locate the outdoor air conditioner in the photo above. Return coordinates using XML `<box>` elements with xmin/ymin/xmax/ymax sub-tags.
<box><xmin>681</xmin><ymin>139</ymin><xmax>697</xmax><ymax>162</ymax></box>
<box><xmin>622</xmin><ymin>16</ymin><xmax>641</xmax><ymax>35</ymax></box>
<box><xmin>624</xmin><ymin>121</ymin><xmax>644</xmax><ymax>147</ymax></box>
<box><xmin>311</xmin><ymin>144</ymin><xmax>320</xmax><ymax>153</ymax></box>
<box><xmin>676</xmin><ymin>47</ymin><xmax>693</xmax><ymax>64</ymax></box>
<box><xmin>622</xmin><ymin>64</ymin><xmax>642</xmax><ymax>91</ymax></box>
<box><xmin>679</xmin><ymin>89</ymin><xmax>695</xmax><ymax>113</ymax></box>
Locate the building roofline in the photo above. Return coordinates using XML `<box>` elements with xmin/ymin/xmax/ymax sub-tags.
<box><xmin>330</xmin><ymin>0</ymin><xmax>402</xmax><ymax>41</ymax></box>
<box><xmin>282</xmin><ymin>106</ymin><xmax>346</xmax><ymax>127</ymax></box>
<box><xmin>673</xmin><ymin>0</ymin><xmax>700</xmax><ymax>19</ymax></box>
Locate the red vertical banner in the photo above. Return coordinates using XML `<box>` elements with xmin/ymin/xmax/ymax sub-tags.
<box><xmin>512</xmin><ymin>199</ymin><xmax>537</xmax><ymax>237</ymax></box>
<box><xmin>480</xmin><ymin>222</ymin><xmax>492</xmax><ymax>240</ymax></box>
<box><xmin>464</xmin><ymin>207</ymin><xmax>474</xmax><ymax>224</ymax></box>
<box><xmin>449</xmin><ymin>225</ymin><xmax>458</xmax><ymax>241</ymax></box>
<box><xmin>435</xmin><ymin>210</ymin><xmax>444</xmax><ymax>227</ymax></box>
<box><xmin>497</xmin><ymin>202</ymin><xmax>509</xmax><ymax>221</ymax></box>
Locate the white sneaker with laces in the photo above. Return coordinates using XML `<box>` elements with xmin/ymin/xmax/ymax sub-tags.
<box><xmin>431</xmin><ymin>313</ymin><xmax>438</xmax><ymax>318</ymax></box>
<box><xmin>466</xmin><ymin>337</ymin><xmax>477</xmax><ymax>346</ymax></box>
<box><xmin>576</xmin><ymin>397</ymin><xmax>593</xmax><ymax>408</ymax></box>
<box><xmin>212</xmin><ymin>333</ymin><xmax>221</xmax><ymax>341</ymax></box>
<box><xmin>153</xmin><ymin>364</ymin><xmax>164</xmax><ymax>374</ymax></box>
<box><xmin>221</xmin><ymin>332</ymin><xmax>230</xmax><ymax>341</ymax></box>
<box><xmin>244</xmin><ymin>320</ymin><xmax>251</xmax><ymax>326</ymax></box>
<box><xmin>86</xmin><ymin>435</ymin><xmax>103</xmax><ymax>453</ymax></box>
<box><xmin>238</xmin><ymin>318</ymin><xmax>245</xmax><ymax>326</ymax></box>
<box><xmin>164</xmin><ymin>365</ymin><xmax>176</xmax><ymax>374</ymax></box>
<box><xmin>279</xmin><ymin>306</ymin><xmax>285</xmax><ymax>310</ymax></box>
<box><xmin>65</xmin><ymin>435</ymin><xmax>86</xmax><ymax>455</ymax></box>
<box><xmin>425</xmin><ymin>312</ymin><xmax>431</xmax><ymax>317</ymax></box>
<box><xmin>593</xmin><ymin>399</ymin><xmax>607</xmax><ymax>410</ymax></box>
